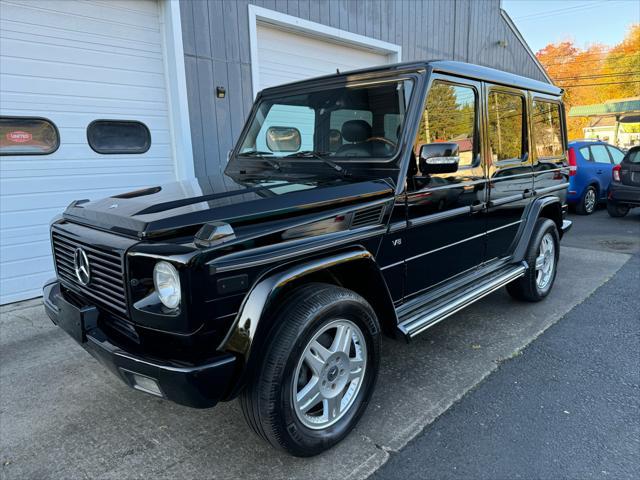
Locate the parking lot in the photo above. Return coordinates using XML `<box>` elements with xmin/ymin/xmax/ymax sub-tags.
<box><xmin>1</xmin><ymin>208</ymin><xmax>638</xmax><ymax>480</ymax></box>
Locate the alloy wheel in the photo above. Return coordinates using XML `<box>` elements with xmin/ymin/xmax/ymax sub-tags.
<box><xmin>584</xmin><ymin>188</ymin><xmax>596</xmax><ymax>213</ymax></box>
<box><xmin>292</xmin><ymin>319</ymin><xmax>367</xmax><ymax>430</ymax></box>
<box><xmin>535</xmin><ymin>232</ymin><xmax>556</xmax><ymax>291</ymax></box>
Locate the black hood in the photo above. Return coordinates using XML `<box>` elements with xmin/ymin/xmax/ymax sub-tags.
<box><xmin>63</xmin><ymin>175</ymin><xmax>395</xmax><ymax>239</ymax></box>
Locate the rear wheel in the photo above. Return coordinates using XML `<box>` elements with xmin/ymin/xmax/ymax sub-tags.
<box><xmin>575</xmin><ymin>186</ymin><xmax>597</xmax><ymax>215</ymax></box>
<box><xmin>607</xmin><ymin>201</ymin><xmax>630</xmax><ymax>217</ymax></box>
<box><xmin>507</xmin><ymin>218</ymin><xmax>560</xmax><ymax>302</ymax></box>
<box><xmin>240</xmin><ymin>283</ymin><xmax>380</xmax><ymax>457</ymax></box>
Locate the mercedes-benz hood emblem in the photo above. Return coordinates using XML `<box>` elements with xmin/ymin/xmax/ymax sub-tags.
<box><xmin>73</xmin><ymin>248</ymin><xmax>91</xmax><ymax>286</ymax></box>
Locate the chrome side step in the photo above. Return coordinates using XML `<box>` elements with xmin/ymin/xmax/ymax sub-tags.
<box><xmin>397</xmin><ymin>262</ymin><xmax>527</xmax><ymax>340</ymax></box>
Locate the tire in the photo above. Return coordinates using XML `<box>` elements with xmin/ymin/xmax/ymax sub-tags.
<box><xmin>607</xmin><ymin>201</ymin><xmax>629</xmax><ymax>217</ymax></box>
<box><xmin>240</xmin><ymin>283</ymin><xmax>380</xmax><ymax>457</ymax></box>
<box><xmin>575</xmin><ymin>185</ymin><xmax>597</xmax><ymax>215</ymax></box>
<box><xmin>507</xmin><ymin>218</ymin><xmax>560</xmax><ymax>302</ymax></box>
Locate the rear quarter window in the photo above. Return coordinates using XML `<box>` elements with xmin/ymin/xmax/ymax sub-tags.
<box><xmin>579</xmin><ymin>146</ymin><xmax>592</xmax><ymax>161</ymax></box>
<box><xmin>532</xmin><ymin>101</ymin><xmax>563</xmax><ymax>158</ymax></box>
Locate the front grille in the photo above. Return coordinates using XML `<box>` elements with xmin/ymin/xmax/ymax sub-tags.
<box><xmin>52</xmin><ymin>229</ymin><xmax>128</xmax><ymax>317</ymax></box>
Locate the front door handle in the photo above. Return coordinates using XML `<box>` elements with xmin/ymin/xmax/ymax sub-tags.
<box><xmin>523</xmin><ymin>189</ymin><xmax>534</xmax><ymax>198</ymax></box>
<box><xmin>597</xmin><ymin>169</ymin><xmax>603</xmax><ymax>174</ymax></box>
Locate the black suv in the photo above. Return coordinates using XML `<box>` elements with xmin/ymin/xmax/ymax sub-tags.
<box><xmin>44</xmin><ymin>61</ymin><xmax>572</xmax><ymax>456</ymax></box>
<box><xmin>607</xmin><ymin>145</ymin><xmax>640</xmax><ymax>217</ymax></box>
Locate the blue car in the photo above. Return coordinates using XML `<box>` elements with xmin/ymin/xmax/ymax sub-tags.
<box><xmin>567</xmin><ymin>140</ymin><xmax>625</xmax><ymax>214</ymax></box>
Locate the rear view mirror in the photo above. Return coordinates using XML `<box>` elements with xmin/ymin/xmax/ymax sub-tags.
<box><xmin>419</xmin><ymin>142</ymin><xmax>460</xmax><ymax>174</ymax></box>
<box><xmin>266</xmin><ymin>126</ymin><xmax>301</xmax><ymax>152</ymax></box>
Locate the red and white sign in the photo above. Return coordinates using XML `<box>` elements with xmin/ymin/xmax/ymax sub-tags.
<box><xmin>6</xmin><ymin>131</ymin><xmax>33</xmax><ymax>143</ymax></box>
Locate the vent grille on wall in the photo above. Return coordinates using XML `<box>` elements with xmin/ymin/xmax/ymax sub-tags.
<box><xmin>351</xmin><ymin>205</ymin><xmax>385</xmax><ymax>229</ymax></box>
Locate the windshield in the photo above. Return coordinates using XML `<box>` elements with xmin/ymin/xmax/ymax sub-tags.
<box><xmin>234</xmin><ymin>80</ymin><xmax>413</xmax><ymax>169</ymax></box>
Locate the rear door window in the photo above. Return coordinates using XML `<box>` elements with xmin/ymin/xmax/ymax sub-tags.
<box><xmin>488</xmin><ymin>91</ymin><xmax>526</xmax><ymax>163</ymax></box>
<box><xmin>590</xmin><ymin>145</ymin><xmax>612</xmax><ymax>164</ymax></box>
<box><xmin>0</xmin><ymin>116</ymin><xmax>59</xmax><ymax>155</ymax></box>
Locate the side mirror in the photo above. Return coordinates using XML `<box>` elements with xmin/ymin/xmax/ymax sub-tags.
<box><xmin>419</xmin><ymin>142</ymin><xmax>460</xmax><ymax>174</ymax></box>
<box><xmin>266</xmin><ymin>126</ymin><xmax>301</xmax><ymax>152</ymax></box>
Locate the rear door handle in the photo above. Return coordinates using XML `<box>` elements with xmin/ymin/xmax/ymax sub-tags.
<box><xmin>597</xmin><ymin>170</ymin><xmax>603</xmax><ymax>174</ymax></box>
<box><xmin>523</xmin><ymin>189</ymin><xmax>534</xmax><ymax>198</ymax></box>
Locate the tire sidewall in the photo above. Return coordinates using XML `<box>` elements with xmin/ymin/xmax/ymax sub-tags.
<box><xmin>264</xmin><ymin>289</ymin><xmax>380</xmax><ymax>455</ymax></box>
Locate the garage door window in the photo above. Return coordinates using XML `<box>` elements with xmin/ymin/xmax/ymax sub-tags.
<box><xmin>0</xmin><ymin>116</ymin><xmax>59</xmax><ymax>155</ymax></box>
<box><xmin>87</xmin><ymin>120</ymin><xmax>151</xmax><ymax>154</ymax></box>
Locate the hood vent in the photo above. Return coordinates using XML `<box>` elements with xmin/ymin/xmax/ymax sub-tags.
<box><xmin>351</xmin><ymin>205</ymin><xmax>385</xmax><ymax>229</ymax></box>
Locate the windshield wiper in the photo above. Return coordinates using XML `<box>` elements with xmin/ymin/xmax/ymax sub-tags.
<box><xmin>286</xmin><ymin>151</ymin><xmax>349</xmax><ymax>176</ymax></box>
<box><xmin>238</xmin><ymin>150</ymin><xmax>281</xmax><ymax>170</ymax></box>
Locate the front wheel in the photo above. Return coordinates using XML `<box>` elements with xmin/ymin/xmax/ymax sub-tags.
<box><xmin>607</xmin><ymin>201</ymin><xmax>630</xmax><ymax>217</ymax></box>
<box><xmin>507</xmin><ymin>218</ymin><xmax>560</xmax><ymax>302</ymax></box>
<box><xmin>240</xmin><ymin>283</ymin><xmax>380</xmax><ymax>457</ymax></box>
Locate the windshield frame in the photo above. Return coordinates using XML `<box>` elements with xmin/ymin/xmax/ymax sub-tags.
<box><xmin>229</xmin><ymin>74</ymin><xmax>419</xmax><ymax>168</ymax></box>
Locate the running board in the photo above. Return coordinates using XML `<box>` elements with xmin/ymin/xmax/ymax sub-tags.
<box><xmin>397</xmin><ymin>262</ymin><xmax>527</xmax><ymax>340</ymax></box>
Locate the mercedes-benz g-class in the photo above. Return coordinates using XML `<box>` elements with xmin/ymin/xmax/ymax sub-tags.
<box><xmin>44</xmin><ymin>61</ymin><xmax>571</xmax><ymax>456</ymax></box>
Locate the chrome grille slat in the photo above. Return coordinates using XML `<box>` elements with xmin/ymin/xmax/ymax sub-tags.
<box><xmin>52</xmin><ymin>229</ymin><xmax>128</xmax><ymax>317</ymax></box>
<box><xmin>53</xmin><ymin>233</ymin><xmax>121</xmax><ymax>261</ymax></box>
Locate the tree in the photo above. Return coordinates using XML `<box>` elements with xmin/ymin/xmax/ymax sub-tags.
<box><xmin>536</xmin><ymin>25</ymin><xmax>640</xmax><ymax>139</ymax></box>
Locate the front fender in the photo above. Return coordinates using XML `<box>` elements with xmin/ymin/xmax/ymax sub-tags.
<box><xmin>218</xmin><ymin>247</ymin><xmax>378</xmax><ymax>364</ymax></box>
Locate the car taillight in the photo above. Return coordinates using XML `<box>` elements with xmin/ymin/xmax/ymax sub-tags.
<box><xmin>612</xmin><ymin>164</ymin><xmax>622</xmax><ymax>182</ymax></box>
<box><xmin>568</xmin><ymin>147</ymin><xmax>577</xmax><ymax>177</ymax></box>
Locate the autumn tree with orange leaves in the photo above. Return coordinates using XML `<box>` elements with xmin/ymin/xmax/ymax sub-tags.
<box><xmin>537</xmin><ymin>25</ymin><xmax>640</xmax><ymax>139</ymax></box>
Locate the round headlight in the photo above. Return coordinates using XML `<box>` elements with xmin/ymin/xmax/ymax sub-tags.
<box><xmin>153</xmin><ymin>261</ymin><xmax>181</xmax><ymax>309</ymax></box>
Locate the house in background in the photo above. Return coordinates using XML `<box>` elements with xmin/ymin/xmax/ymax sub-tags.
<box><xmin>0</xmin><ymin>0</ymin><xmax>550</xmax><ymax>304</ymax></box>
<box><xmin>570</xmin><ymin>97</ymin><xmax>640</xmax><ymax>149</ymax></box>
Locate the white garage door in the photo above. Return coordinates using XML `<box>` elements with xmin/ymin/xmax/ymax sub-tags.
<box><xmin>255</xmin><ymin>23</ymin><xmax>392</xmax><ymax>91</ymax></box>
<box><xmin>0</xmin><ymin>0</ymin><xmax>176</xmax><ymax>304</ymax></box>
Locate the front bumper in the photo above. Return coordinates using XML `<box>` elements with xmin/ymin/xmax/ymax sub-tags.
<box><xmin>43</xmin><ymin>280</ymin><xmax>237</xmax><ymax>408</ymax></box>
<box><xmin>609</xmin><ymin>184</ymin><xmax>640</xmax><ymax>206</ymax></box>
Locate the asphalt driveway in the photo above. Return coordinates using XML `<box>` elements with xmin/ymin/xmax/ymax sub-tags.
<box><xmin>0</xmin><ymin>208</ymin><xmax>637</xmax><ymax>479</ymax></box>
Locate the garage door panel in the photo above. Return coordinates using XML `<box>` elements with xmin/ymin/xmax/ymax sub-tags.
<box><xmin>1</xmin><ymin>171</ymin><xmax>174</xmax><ymax>196</ymax></box>
<box><xmin>1</xmin><ymin>225</ymin><xmax>48</xmax><ymax>245</ymax></box>
<box><xmin>0</xmin><ymin>37</ymin><xmax>165</xmax><ymax>74</ymax></box>
<box><xmin>0</xmin><ymin>91</ymin><xmax>167</xmax><ymax>113</ymax></box>
<box><xmin>0</xmin><ymin>20</ymin><xmax>163</xmax><ymax>58</ymax></box>
<box><xmin>0</xmin><ymin>35</ymin><xmax>164</xmax><ymax>71</ymax></box>
<box><xmin>1</xmin><ymin>272</ymin><xmax>55</xmax><ymax>304</ymax></box>
<box><xmin>0</xmin><ymin>0</ymin><xmax>175</xmax><ymax>304</ymax></box>
<box><xmin>256</xmin><ymin>23</ymin><xmax>391</xmax><ymax>91</ymax></box>
<box><xmin>1</xmin><ymin>154</ymin><xmax>174</xmax><ymax>174</ymax></box>
<box><xmin>1</xmin><ymin>1</ymin><xmax>162</xmax><ymax>45</ymax></box>
<box><xmin>0</xmin><ymin>73</ymin><xmax>167</xmax><ymax>102</ymax></box>
<box><xmin>2</xmin><ymin>240</ymin><xmax>51</xmax><ymax>262</ymax></box>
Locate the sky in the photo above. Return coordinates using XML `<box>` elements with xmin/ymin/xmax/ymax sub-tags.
<box><xmin>502</xmin><ymin>0</ymin><xmax>639</xmax><ymax>53</ymax></box>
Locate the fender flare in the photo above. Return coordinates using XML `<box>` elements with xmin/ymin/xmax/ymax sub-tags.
<box><xmin>512</xmin><ymin>196</ymin><xmax>562</xmax><ymax>262</ymax></box>
<box><xmin>218</xmin><ymin>247</ymin><xmax>391</xmax><ymax>367</ymax></box>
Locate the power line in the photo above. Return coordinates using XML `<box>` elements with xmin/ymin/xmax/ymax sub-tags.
<box><xmin>556</xmin><ymin>80</ymin><xmax>640</xmax><ymax>87</ymax></box>
<box><xmin>553</xmin><ymin>72</ymin><xmax>640</xmax><ymax>81</ymax></box>
<box><xmin>512</xmin><ymin>1</ymin><xmax>608</xmax><ymax>21</ymax></box>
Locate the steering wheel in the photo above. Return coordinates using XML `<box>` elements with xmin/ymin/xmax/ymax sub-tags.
<box><xmin>366</xmin><ymin>136</ymin><xmax>397</xmax><ymax>148</ymax></box>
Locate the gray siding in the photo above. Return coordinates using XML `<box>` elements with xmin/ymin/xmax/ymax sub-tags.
<box><xmin>180</xmin><ymin>0</ymin><xmax>547</xmax><ymax>181</ymax></box>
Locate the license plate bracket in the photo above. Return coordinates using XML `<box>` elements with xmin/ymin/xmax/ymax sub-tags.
<box><xmin>57</xmin><ymin>296</ymin><xmax>99</xmax><ymax>344</ymax></box>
